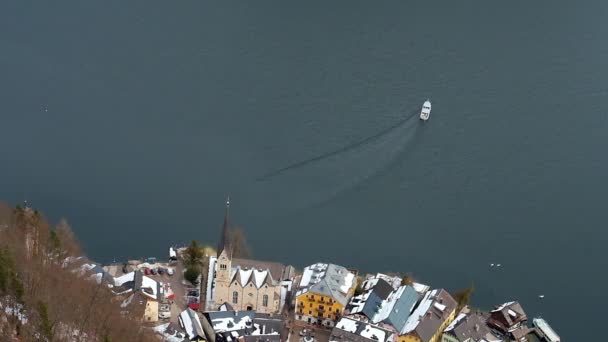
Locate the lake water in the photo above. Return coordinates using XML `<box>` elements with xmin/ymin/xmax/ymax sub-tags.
<box><xmin>2</xmin><ymin>1</ymin><xmax>607</xmax><ymax>339</ymax></box>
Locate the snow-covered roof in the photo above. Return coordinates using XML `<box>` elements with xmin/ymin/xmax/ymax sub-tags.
<box><xmin>444</xmin><ymin>313</ymin><xmax>466</xmax><ymax>332</ymax></box>
<box><xmin>297</xmin><ymin>263</ymin><xmax>356</xmax><ymax>306</ymax></box>
<box><xmin>141</xmin><ymin>275</ymin><xmax>161</xmax><ymax>300</ymax></box>
<box><xmin>334</xmin><ymin>317</ymin><xmax>390</xmax><ymax>342</ymax></box>
<box><xmin>491</xmin><ymin>301</ymin><xmax>515</xmax><ymax>312</ymax></box>
<box><xmin>179</xmin><ymin>308</ymin><xmax>205</xmax><ymax>339</ymax></box>
<box><xmin>400</xmin><ymin>289</ymin><xmax>437</xmax><ymax>334</ymax></box>
<box><xmin>211</xmin><ymin>312</ymin><xmax>255</xmax><ymax>332</ymax></box>
<box><xmin>412</xmin><ymin>282</ymin><xmax>430</xmax><ymax>294</ymax></box>
<box><xmin>114</xmin><ymin>272</ymin><xmax>135</xmax><ymax>286</ymax></box>
<box><xmin>230</xmin><ymin>266</ymin><xmax>270</xmax><ymax>289</ymax></box>
<box><xmin>434</xmin><ymin>303</ymin><xmax>446</xmax><ymax>312</ymax></box>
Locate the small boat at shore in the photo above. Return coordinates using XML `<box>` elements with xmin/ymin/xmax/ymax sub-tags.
<box><xmin>420</xmin><ymin>99</ymin><xmax>431</xmax><ymax>121</ymax></box>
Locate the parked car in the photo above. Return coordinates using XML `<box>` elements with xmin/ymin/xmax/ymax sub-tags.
<box><xmin>159</xmin><ymin>311</ymin><xmax>171</xmax><ymax>320</ymax></box>
<box><xmin>151</xmin><ymin>268</ymin><xmax>158</xmax><ymax>275</ymax></box>
<box><xmin>157</xmin><ymin>268</ymin><xmax>164</xmax><ymax>275</ymax></box>
<box><xmin>299</xmin><ymin>329</ymin><xmax>307</xmax><ymax>337</ymax></box>
<box><xmin>144</xmin><ymin>268</ymin><xmax>151</xmax><ymax>275</ymax></box>
<box><xmin>159</xmin><ymin>304</ymin><xmax>171</xmax><ymax>312</ymax></box>
<box><xmin>167</xmin><ymin>268</ymin><xmax>174</xmax><ymax>276</ymax></box>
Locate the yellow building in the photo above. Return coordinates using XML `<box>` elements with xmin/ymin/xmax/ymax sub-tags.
<box><xmin>397</xmin><ymin>289</ymin><xmax>457</xmax><ymax>342</ymax></box>
<box><xmin>294</xmin><ymin>263</ymin><xmax>356</xmax><ymax>327</ymax></box>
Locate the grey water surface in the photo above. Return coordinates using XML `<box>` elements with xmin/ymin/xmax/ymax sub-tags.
<box><xmin>2</xmin><ymin>2</ymin><xmax>607</xmax><ymax>339</ymax></box>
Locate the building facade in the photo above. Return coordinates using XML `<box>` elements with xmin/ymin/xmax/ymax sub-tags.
<box><xmin>208</xmin><ymin>198</ymin><xmax>288</xmax><ymax>314</ymax></box>
<box><xmin>294</xmin><ymin>263</ymin><xmax>356</xmax><ymax>327</ymax></box>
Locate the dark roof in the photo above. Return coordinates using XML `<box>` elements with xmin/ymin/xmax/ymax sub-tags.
<box><xmin>331</xmin><ymin>318</ymin><xmax>393</xmax><ymax>342</ymax></box>
<box><xmin>232</xmin><ymin>258</ymin><xmax>285</xmax><ymax>283</ymax></box>
<box><xmin>181</xmin><ymin>308</ymin><xmax>206</xmax><ymax>340</ymax></box>
<box><xmin>411</xmin><ymin>289</ymin><xmax>457</xmax><ymax>342</ymax></box>
<box><xmin>218</xmin><ymin>198</ymin><xmax>231</xmax><ymax>257</ymax></box>
<box><xmin>253</xmin><ymin>315</ymin><xmax>283</xmax><ymax>336</ymax></box>
<box><xmin>347</xmin><ymin>278</ymin><xmax>393</xmax><ymax>319</ymax></box>
<box><xmin>444</xmin><ymin>311</ymin><xmax>502</xmax><ymax>341</ymax></box>
<box><xmin>488</xmin><ymin>301</ymin><xmax>528</xmax><ymax>333</ymax></box>
<box><xmin>204</xmin><ymin>310</ymin><xmax>283</xmax><ymax>342</ymax></box>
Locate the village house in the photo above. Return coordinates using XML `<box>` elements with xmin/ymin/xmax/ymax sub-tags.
<box><xmin>112</xmin><ymin>270</ymin><xmax>165</xmax><ymax>322</ymax></box>
<box><xmin>330</xmin><ymin>317</ymin><xmax>395</xmax><ymax>342</ymax></box>
<box><xmin>397</xmin><ymin>289</ymin><xmax>457</xmax><ymax>342</ymax></box>
<box><xmin>206</xmin><ymin>198</ymin><xmax>294</xmax><ymax>314</ymax></box>
<box><xmin>294</xmin><ymin>262</ymin><xmax>356</xmax><ymax>327</ymax></box>
<box><xmin>344</xmin><ymin>277</ymin><xmax>422</xmax><ymax>332</ymax></box>
<box><xmin>441</xmin><ymin>309</ymin><xmax>503</xmax><ymax>342</ymax></box>
<box><xmin>201</xmin><ymin>309</ymin><xmax>282</xmax><ymax>342</ymax></box>
<box><xmin>179</xmin><ymin>308</ymin><xmax>206</xmax><ymax>341</ymax></box>
<box><xmin>487</xmin><ymin>302</ymin><xmax>529</xmax><ymax>342</ymax></box>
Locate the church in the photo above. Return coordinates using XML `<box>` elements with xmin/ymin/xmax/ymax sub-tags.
<box><xmin>205</xmin><ymin>198</ymin><xmax>294</xmax><ymax>314</ymax></box>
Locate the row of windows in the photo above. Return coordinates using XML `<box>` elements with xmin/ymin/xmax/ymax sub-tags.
<box><xmin>304</xmin><ymin>303</ymin><xmax>340</xmax><ymax>313</ymax></box>
<box><xmin>297</xmin><ymin>308</ymin><xmax>339</xmax><ymax>320</ymax></box>
<box><xmin>306</xmin><ymin>295</ymin><xmax>333</xmax><ymax>304</ymax></box>
<box><xmin>232</xmin><ymin>292</ymin><xmax>269</xmax><ymax>306</ymax></box>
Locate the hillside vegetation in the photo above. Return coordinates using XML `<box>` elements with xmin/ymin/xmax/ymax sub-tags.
<box><xmin>0</xmin><ymin>202</ymin><xmax>155</xmax><ymax>342</ymax></box>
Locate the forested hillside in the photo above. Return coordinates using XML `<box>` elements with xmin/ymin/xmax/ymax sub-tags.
<box><xmin>0</xmin><ymin>202</ymin><xmax>155</xmax><ymax>341</ymax></box>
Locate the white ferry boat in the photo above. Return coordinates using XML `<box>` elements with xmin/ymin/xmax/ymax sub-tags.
<box><xmin>420</xmin><ymin>99</ymin><xmax>431</xmax><ymax>121</ymax></box>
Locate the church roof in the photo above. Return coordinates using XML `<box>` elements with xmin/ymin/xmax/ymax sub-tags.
<box><xmin>230</xmin><ymin>266</ymin><xmax>275</xmax><ymax>288</ymax></box>
<box><xmin>217</xmin><ymin>197</ymin><xmax>231</xmax><ymax>257</ymax></box>
<box><xmin>232</xmin><ymin>258</ymin><xmax>286</xmax><ymax>282</ymax></box>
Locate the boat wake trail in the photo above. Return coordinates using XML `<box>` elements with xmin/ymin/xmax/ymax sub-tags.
<box><xmin>257</xmin><ymin>107</ymin><xmax>420</xmax><ymax>180</ymax></box>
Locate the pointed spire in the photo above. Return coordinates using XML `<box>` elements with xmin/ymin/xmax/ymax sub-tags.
<box><xmin>218</xmin><ymin>196</ymin><xmax>231</xmax><ymax>257</ymax></box>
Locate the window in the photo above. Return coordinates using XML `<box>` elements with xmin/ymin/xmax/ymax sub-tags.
<box><xmin>263</xmin><ymin>294</ymin><xmax>269</xmax><ymax>307</ymax></box>
<box><xmin>335</xmin><ymin>309</ymin><xmax>339</xmax><ymax>313</ymax></box>
<box><xmin>309</xmin><ymin>310</ymin><xmax>312</xmax><ymax>315</ymax></box>
<box><xmin>233</xmin><ymin>291</ymin><xmax>238</xmax><ymax>304</ymax></box>
<box><xmin>310</xmin><ymin>303</ymin><xmax>312</xmax><ymax>307</ymax></box>
<box><xmin>220</xmin><ymin>264</ymin><xmax>227</xmax><ymax>270</ymax></box>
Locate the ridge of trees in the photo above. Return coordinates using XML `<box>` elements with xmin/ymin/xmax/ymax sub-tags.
<box><xmin>0</xmin><ymin>202</ymin><xmax>156</xmax><ymax>341</ymax></box>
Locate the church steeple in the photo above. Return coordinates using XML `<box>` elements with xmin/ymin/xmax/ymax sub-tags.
<box><xmin>217</xmin><ymin>196</ymin><xmax>231</xmax><ymax>257</ymax></box>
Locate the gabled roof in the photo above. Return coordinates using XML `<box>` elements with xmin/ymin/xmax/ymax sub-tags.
<box><xmin>111</xmin><ymin>271</ymin><xmax>162</xmax><ymax>301</ymax></box>
<box><xmin>400</xmin><ymin>289</ymin><xmax>457</xmax><ymax>341</ymax></box>
<box><xmin>443</xmin><ymin>311</ymin><xmax>503</xmax><ymax>342</ymax></box>
<box><xmin>230</xmin><ymin>266</ymin><xmax>273</xmax><ymax>289</ymax></box>
<box><xmin>489</xmin><ymin>301</ymin><xmax>527</xmax><ymax>333</ymax></box>
<box><xmin>347</xmin><ymin>278</ymin><xmax>393</xmax><ymax>319</ymax></box>
<box><xmin>204</xmin><ymin>310</ymin><xmax>282</xmax><ymax>342</ymax></box>
<box><xmin>179</xmin><ymin>308</ymin><xmax>205</xmax><ymax>340</ymax></box>
<box><xmin>232</xmin><ymin>258</ymin><xmax>285</xmax><ymax>283</ymax></box>
<box><xmin>297</xmin><ymin>263</ymin><xmax>356</xmax><ymax>306</ymax></box>
<box><xmin>345</xmin><ymin>276</ymin><xmax>422</xmax><ymax>333</ymax></box>
<box><xmin>332</xmin><ymin>317</ymin><xmax>393</xmax><ymax>342</ymax></box>
<box><xmin>381</xmin><ymin>285</ymin><xmax>421</xmax><ymax>332</ymax></box>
